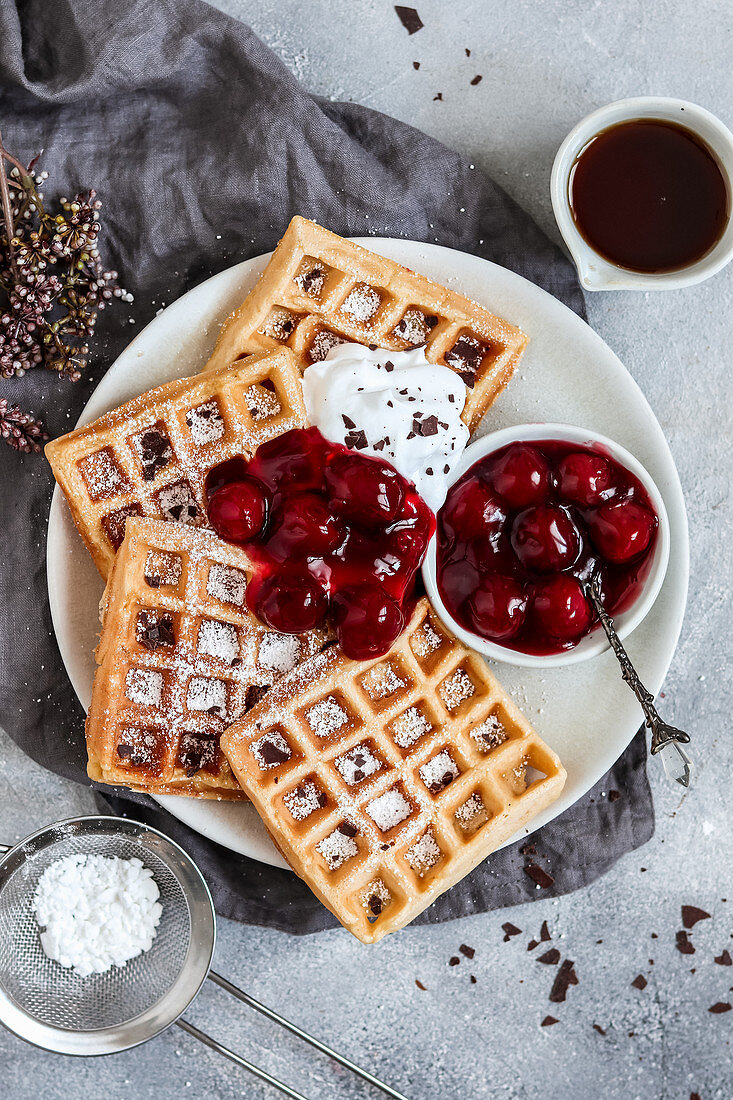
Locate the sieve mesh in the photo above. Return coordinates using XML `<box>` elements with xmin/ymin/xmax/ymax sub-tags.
<box><xmin>0</xmin><ymin>827</ymin><xmax>191</xmax><ymax>1032</ymax></box>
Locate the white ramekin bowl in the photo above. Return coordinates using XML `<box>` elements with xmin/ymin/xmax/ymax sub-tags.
<box><xmin>551</xmin><ymin>97</ymin><xmax>733</xmax><ymax>291</ymax></box>
<box><xmin>422</xmin><ymin>423</ymin><xmax>671</xmax><ymax>668</ymax></box>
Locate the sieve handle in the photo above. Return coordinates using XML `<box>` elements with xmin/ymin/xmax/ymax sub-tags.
<box><xmin>176</xmin><ymin>1018</ymin><xmax>309</xmax><ymax>1099</ymax></box>
<box><xmin>207</xmin><ymin>970</ymin><xmax>411</xmax><ymax>1100</ymax></box>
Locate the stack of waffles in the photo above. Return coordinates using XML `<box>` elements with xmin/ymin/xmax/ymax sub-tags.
<box><xmin>46</xmin><ymin>217</ymin><xmax>566</xmax><ymax>940</ymax></box>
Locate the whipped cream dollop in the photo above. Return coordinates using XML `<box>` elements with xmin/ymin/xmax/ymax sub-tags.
<box><xmin>302</xmin><ymin>343</ymin><xmax>469</xmax><ymax>512</ymax></box>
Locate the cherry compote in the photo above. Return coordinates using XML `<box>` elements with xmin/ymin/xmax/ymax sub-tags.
<box><xmin>437</xmin><ymin>438</ymin><xmax>659</xmax><ymax>655</ymax></box>
<box><xmin>205</xmin><ymin>427</ymin><xmax>433</xmax><ymax>659</ymax></box>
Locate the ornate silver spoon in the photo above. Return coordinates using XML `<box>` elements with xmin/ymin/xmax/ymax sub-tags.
<box><xmin>585</xmin><ymin>572</ymin><xmax>693</xmax><ymax>787</ymax></box>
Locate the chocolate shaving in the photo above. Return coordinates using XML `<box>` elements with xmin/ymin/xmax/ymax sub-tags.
<box><xmin>369</xmin><ymin>895</ymin><xmax>383</xmax><ymax>916</ymax></box>
<box><xmin>527</xmin><ymin>940</ymin><xmax>539</xmax><ymax>952</ymax></box>
<box><xmin>145</xmin><ymin>574</ymin><xmax>161</xmax><ymax>588</ymax></box>
<box><xmin>709</xmin><ymin>1002</ymin><xmax>732</xmax><ymax>1014</ymax></box>
<box><xmin>138</xmin><ymin>612</ymin><xmax>175</xmax><ymax>651</ymax></box>
<box><xmin>592</xmin><ymin>1024</ymin><xmax>607</xmax><ymax>1036</ymax></box>
<box><xmin>631</xmin><ymin>974</ymin><xmax>647</xmax><ymax>990</ymax></box>
<box><xmin>413</xmin><ymin>413</ymin><xmax>439</xmax><ymax>437</ymax></box>
<box><xmin>433</xmin><ymin>93</ymin><xmax>443</xmax><ymax>102</ymax></box>
<box><xmin>537</xmin><ymin>948</ymin><xmax>560</xmax><ymax>965</ymax></box>
<box><xmin>384</xmin><ymin>361</ymin><xmax>394</xmax><ymax>372</ymax></box>
<box><xmin>520</xmin><ymin>841</ymin><xmax>537</xmax><ymax>856</ymax></box>
<box><xmin>470</xmin><ymin>74</ymin><xmax>483</xmax><ymax>86</ymax></box>
<box><xmin>116</xmin><ymin>743</ymin><xmax>133</xmax><ymax>759</ymax></box>
<box><xmin>339</xmin><ymin>821</ymin><xmax>358</xmax><ymax>838</ymax></box>
<box><xmin>459</xmin><ymin>943</ymin><xmax>475</xmax><ymax>959</ymax></box>
<box><xmin>342</xmin><ymin>414</ymin><xmax>356</xmax><ymax>429</ymax></box>
<box><xmin>415</xmin><ymin>979</ymin><xmax>426</xmax><ymax>990</ymax></box>
<box><xmin>540</xmin><ymin>920</ymin><xmax>551</xmax><ymax>941</ymax></box>
<box><xmin>465</xmin><ymin>47</ymin><xmax>471</xmax><ymax>56</ymax></box>
<box><xmin>501</xmin><ymin>923</ymin><xmax>521</xmax><ymax>942</ymax></box>
<box><xmin>449</xmin><ymin>956</ymin><xmax>460</xmax><ymax>966</ymax></box>
<box><xmin>715</xmin><ymin>950</ymin><xmax>733</xmax><ymax>966</ymax></box>
<box><xmin>344</xmin><ymin>429</ymin><xmax>368</xmax><ymax>450</ymax></box>
<box><xmin>682</xmin><ymin>905</ymin><xmax>711</xmax><ymax>929</ymax></box>
<box><xmin>549</xmin><ymin>960</ymin><xmax>578</xmax><ymax>1003</ymax></box>
<box><xmin>676</xmin><ymin>930</ymin><xmax>695</xmax><ymax>955</ymax></box>
<box><xmin>525</xmin><ymin>863</ymin><xmax>555</xmax><ymax>889</ymax></box>
<box><xmin>259</xmin><ymin>739</ymin><xmax>290</xmax><ymax>766</ymax></box>
<box><xmin>412</xmin><ymin>61</ymin><xmax>420</xmax><ymax>70</ymax></box>
<box><xmin>394</xmin><ymin>5</ymin><xmax>423</xmax><ymax>34</ymax></box>
<box><xmin>541</xmin><ymin>1015</ymin><xmax>558</xmax><ymax>1027</ymax></box>
<box><xmin>609</xmin><ymin>789</ymin><xmax>621</xmax><ymax>802</ymax></box>
<box><xmin>470</xmin><ymin>974</ymin><xmax>477</xmax><ymax>984</ymax></box>
<box><xmin>245</xmin><ymin>684</ymin><xmax>268</xmax><ymax>711</ymax></box>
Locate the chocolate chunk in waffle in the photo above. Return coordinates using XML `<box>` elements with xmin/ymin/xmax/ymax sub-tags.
<box><xmin>46</xmin><ymin>348</ymin><xmax>306</xmax><ymax>578</ymax></box>
<box><xmin>86</xmin><ymin>516</ymin><xmax>329</xmax><ymax>800</ymax></box>
<box><xmin>221</xmin><ymin>598</ymin><xmax>566</xmax><ymax>941</ymax></box>
<box><xmin>201</xmin><ymin>217</ymin><xmax>528</xmax><ymax>430</ymax></box>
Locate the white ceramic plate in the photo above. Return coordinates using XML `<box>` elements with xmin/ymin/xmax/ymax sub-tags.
<box><xmin>47</xmin><ymin>239</ymin><xmax>689</xmax><ymax>871</ymax></box>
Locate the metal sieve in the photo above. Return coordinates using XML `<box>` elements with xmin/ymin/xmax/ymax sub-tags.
<box><xmin>0</xmin><ymin>816</ymin><xmax>409</xmax><ymax>1100</ymax></box>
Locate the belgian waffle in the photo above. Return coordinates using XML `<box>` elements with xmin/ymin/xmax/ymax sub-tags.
<box><xmin>201</xmin><ymin>217</ymin><xmax>528</xmax><ymax>430</ymax></box>
<box><xmin>86</xmin><ymin>516</ymin><xmax>329</xmax><ymax>799</ymax></box>
<box><xmin>221</xmin><ymin>598</ymin><xmax>566</xmax><ymax>942</ymax></box>
<box><xmin>45</xmin><ymin>348</ymin><xmax>306</xmax><ymax>579</ymax></box>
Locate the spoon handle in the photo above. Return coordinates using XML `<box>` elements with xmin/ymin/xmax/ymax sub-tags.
<box><xmin>586</xmin><ymin>574</ymin><xmax>692</xmax><ymax>788</ymax></box>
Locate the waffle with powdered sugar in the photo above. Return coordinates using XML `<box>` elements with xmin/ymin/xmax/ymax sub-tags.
<box><xmin>200</xmin><ymin>217</ymin><xmax>528</xmax><ymax>431</ymax></box>
<box><xmin>86</xmin><ymin>517</ymin><xmax>330</xmax><ymax>799</ymax></box>
<box><xmin>221</xmin><ymin>598</ymin><xmax>566</xmax><ymax>942</ymax></box>
<box><xmin>46</xmin><ymin>348</ymin><xmax>306</xmax><ymax>579</ymax></box>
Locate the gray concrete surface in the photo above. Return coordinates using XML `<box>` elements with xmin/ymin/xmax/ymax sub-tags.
<box><xmin>1</xmin><ymin>1</ymin><xmax>731</xmax><ymax>1097</ymax></box>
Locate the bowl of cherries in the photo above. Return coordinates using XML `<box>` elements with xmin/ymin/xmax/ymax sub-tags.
<box><xmin>423</xmin><ymin>423</ymin><xmax>670</xmax><ymax>667</ymax></box>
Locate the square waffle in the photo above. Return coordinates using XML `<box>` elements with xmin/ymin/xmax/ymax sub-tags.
<box><xmin>45</xmin><ymin>348</ymin><xmax>306</xmax><ymax>579</ymax></box>
<box><xmin>86</xmin><ymin>516</ymin><xmax>329</xmax><ymax>799</ymax></box>
<box><xmin>201</xmin><ymin>217</ymin><xmax>528</xmax><ymax>430</ymax></box>
<box><xmin>221</xmin><ymin>598</ymin><xmax>566</xmax><ymax>942</ymax></box>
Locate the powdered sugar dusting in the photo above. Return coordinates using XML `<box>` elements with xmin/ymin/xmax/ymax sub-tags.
<box><xmin>78</xmin><ymin>448</ymin><xmax>125</xmax><ymax>500</ymax></box>
<box><xmin>186</xmin><ymin>676</ymin><xmax>227</xmax><ymax>718</ymax></box>
<box><xmin>366</xmin><ymin>787</ymin><xmax>412</xmax><ymax>832</ymax></box>
<box><xmin>361</xmin><ymin>661</ymin><xmax>405</xmax><ymax>701</ymax></box>
<box><xmin>340</xmin><ymin>284</ymin><xmax>381</xmax><ymax>323</ymax></box>
<box><xmin>144</xmin><ymin>550</ymin><xmax>182</xmax><ymax>587</ymax></box>
<box><xmin>334</xmin><ymin>743</ymin><xmax>382</xmax><ymax>786</ymax></box>
<box><xmin>391</xmin><ymin>705</ymin><xmax>432</xmax><ymax>748</ymax></box>
<box><xmin>157</xmin><ymin>479</ymin><xmax>199</xmax><ymax>524</ymax></box>
<box><xmin>309</xmin><ymin>329</ymin><xmax>345</xmax><ymax>362</ymax></box>
<box><xmin>207</xmin><ymin>563</ymin><xmax>246</xmax><ymax>606</ymax></box>
<box><xmin>197</xmin><ymin>619</ymin><xmax>240</xmax><ymax>664</ymax></box>
<box><xmin>440</xmin><ymin>668</ymin><xmax>475</xmax><ymax>711</ymax></box>
<box><xmin>317</xmin><ymin>827</ymin><xmax>358</xmax><ymax>869</ymax></box>
<box><xmin>283</xmin><ymin>780</ymin><xmax>326</xmax><ymax>821</ymax></box>
<box><xmin>186</xmin><ymin>400</ymin><xmax>225</xmax><ymax>446</ymax></box>
<box><xmin>406</xmin><ymin>829</ymin><xmax>442</xmax><ymax>876</ymax></box>
<box><xmin>259</xmin><ymin>633</ymin><xmax>302</xmax><ymax>674</ymax></box>
<box><xmin>412</xmin><ymin>620</ymin><xmax>443</xmax><ymax>658</ymax></box>
<box><xmin>419</xmin><ymin>749</ymin><xmax>459</xmax><ymax>794</ymax></box>
<box><xmin>306</xmin><ymin>696</ymin><xmax>348</xmax><ymax>740</ymax></box>
<box><xmin>125</xmin><ymin>668</ymin><xmax>163</xmax><ymax>708</ymax></box>
<box><xmin>472</xmin><ymin>712</ymin><xmax>508</xmax><ymax>752</ymax></box>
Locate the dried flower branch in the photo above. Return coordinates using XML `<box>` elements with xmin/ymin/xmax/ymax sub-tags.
<box><xmin>0</xmin><ymin>397</ymin><xmax>48</xmax><ymax>453</ymax></box>
<box><xmin>0</xmin><ymin>131</ymin><xmax>133</xmax><ymax>454</ymax></box>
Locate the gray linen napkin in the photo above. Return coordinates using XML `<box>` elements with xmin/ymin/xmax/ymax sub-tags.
<box><xmin>0</xmin><ymin>0</ymin><xmax>652</xmax><ymax>931</ymax></box>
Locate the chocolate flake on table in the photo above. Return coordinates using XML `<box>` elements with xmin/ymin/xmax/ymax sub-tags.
<box><xmin>609</xmin><ymin>789</ymin><xmax>621</xmax><ymax>802</ymax></box>
<box><xmin>520</xmin><ymin>841</ymin><xmax>537</xmax><ymax>856</ymax></box>
<box><xmin>631</xmin><ymin>974</ymin><xmax>648</xmax><ymax>991</ymax></box>
<box><xmin>433</xmin><ymin>93</ymin><xmax>443</xmax><ymax>102</ymax></box>
<box><xmin>415</xmin><ymin>979</ymin><xmax>426</xmax><ymax>990</ymax></box>
<box><xmin>709</xmin><ymin>1002</ymin><xmax>732</xmax><ymax>1014</ymax></box>
<box><xmin>459</xmin><ymin>943</ymin><xmax>475</xmax><ymax>959</ymax></box>
<box><xmin>538</xmin><ymin>948</ymin><xmax>561</xmax><ymax>965</ymax></box>
<box><xmin>540</xmin><ymin>921</ymin><xmax>552</xmax><ymax>941</ymax></box>
<box><xmin>676</xmin><ymin>930</ymin><xmax>695</xmax><ymax>955</ymax></box>
<box><xmin>549</xmin><ymin>960</ymin><xmax>578</xmax><ymax>1003</ymax></box>
<box><xmin>592</xmin><ymin>1024</ymin><xmax>607</xmax><ymax>1036</ymax></box>
<box><xmin>412</xmin><ymin>61</ymin><xmax>420</xmax><ymax>70</ymax></box>
<box><xmin>394</xmin><ymin>5</ymin><xmax>423</xmax><ymax>34</ymax></box>
<box><xmin>465</xmin><ymin>47</ymin><xmax>471</xmax><ymax>56</ymax></box>
<box><xmin>682</xmin><ymin>905</ymin><xmax>711</xmax><ymax>929</ymax></box>
<box><xmin>527</xmin><ymin>940</ymin><xmax>539</xmax><ymax>952</ymax></box>
<box><xmin>541</xmin><ymin>1015</ymin><xmax>558</xmax><ymax>1027</ymax></box>
<box><xmin>137</xmin><ymin>610</ymin><xmax>175</xmax><ymax>651</ymax></box>
<box><xmin>344</xmin><ymin>428</ymin><xmax>368</xmax><ymax>450</ymax></box>
<box><xmin>449</xmin><ymin>956</ymin><xmax>460</xmax><ymax>966</ymax></box>
<box><xmin>501</xmin><ymin>923</ymin><xmax>521</xmax><ymax>942</ymax></box>
<box><xmin>715</xmin><ymin>950</ymin><xmax>733</xmax><ymax>966</ymax></box>
<box><xmin>470</xmin><ymin>975</ymin><xmax>477</xmax><ymax>984</ymax></box>
<box><xmin>470</xmin><ymin>75</ymin><xmax>483</xmax><ymax>85</ymax></box>
<box><xmin>525</xmin><ymin>863</ymin><xmax>555</xmax><ymax>889</ymax></box>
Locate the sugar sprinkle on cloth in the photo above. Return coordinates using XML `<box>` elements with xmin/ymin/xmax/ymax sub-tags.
<box><xmin>0</xmin><ymin>0</ymin><xmax>652</xmax><ymax>932</ymax></box>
